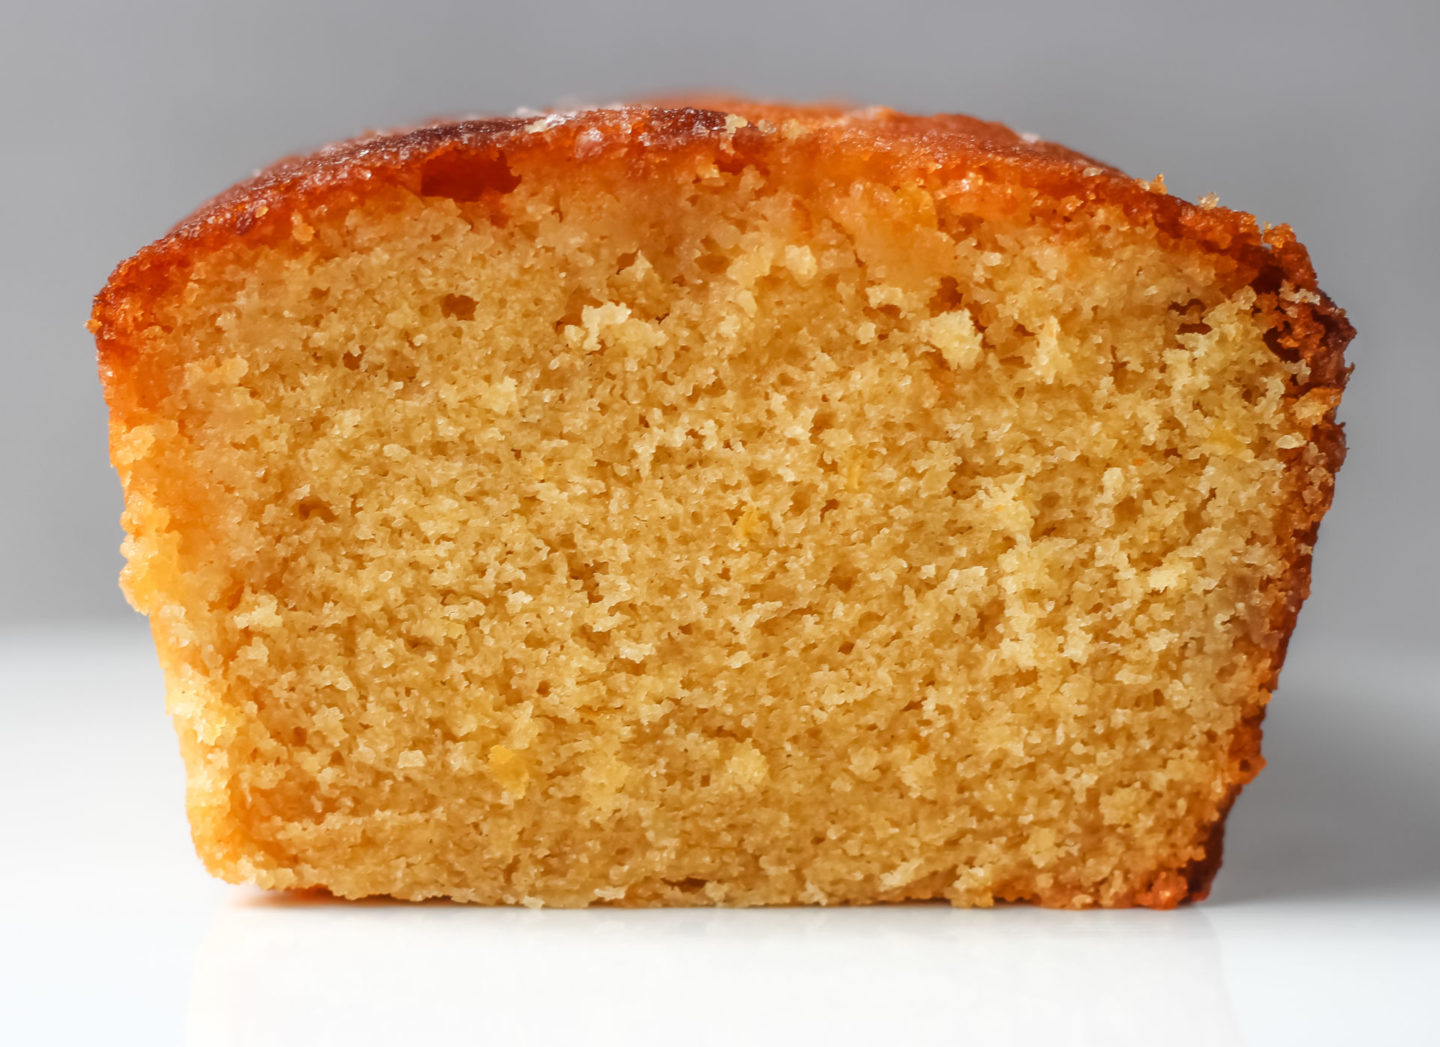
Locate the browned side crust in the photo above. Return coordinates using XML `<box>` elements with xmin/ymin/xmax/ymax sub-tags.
<box><xmin>91</xmin><ymin>102</ymin><xmax>1352</xmax><ymax>907</ymax></box>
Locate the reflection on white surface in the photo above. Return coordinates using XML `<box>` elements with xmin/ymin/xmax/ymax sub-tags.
<box><xmin>188</xmin><ymin>901</ymin><xmax>1240</xmax><ymax>1046</ymax></box>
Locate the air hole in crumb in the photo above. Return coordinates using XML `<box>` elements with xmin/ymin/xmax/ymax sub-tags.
<box><xmin>696</xmin><ymin>251</ymin><xmax>729</xmax><ymax>276</ymax></box>
<box><xmin>419</xmin><ymin>151</ymin><xmax>521</xmax><ymax>203</ymax></box>
<box><xmin>1110</xmin><ymin>360</ymin><xmax>1142</xmax><ymax>393</ymax></box>
<box><xmin>1263</xmin><ymin>327</ymin><xmax>1301</xmax><ymax>362</ymax></box>
<box><xmin>555</xmin><ymin>288</ymin><xmax>603</xmax><ymax>331</ymax></box>
<box><xmin>715</xmin><ymin>150</ymin><xmax>765</xmax><ymax>177</ymax></box>
<box><xmin>386</xmin><ymin>358</ymin><xmax>419</xmax><ymax>384</ymax></box>
<box><xmin>441</xmin><ymin>294</ymin><xmax>477</xmax><ymax>320</ymax></box>
<box><xmin>615</xmin><ymin>250</ymin><xmax>638</xmax><ymax>271</ymax></box>
<box><xmin>927</xmin><ymin>276</ymin><xmax>965</xmax><ymax>315</ymax></box>
<box><xmin>940</xmin><ymin>212</ymin><xmax>983</xmax><ymax>241</ymax></box>
<box><xmin>1168</xmin><ymin>297</ymin><xmax>1205</xmax><ymax>313</ymax></box>
<box><xmin>342</xmin><ymin>350</ymin><xmax>363</xmax><ymax>371</ymax></box>
<box><xmin>665</xmin><ymin>877</ymin><xmax>708</xmax><ymax>892</ymax></box>
<box><xmin>838</xmin><ymin>641</ymin><xmax>856</xmax><ymax>656</ymax></box>
<box><xmin>296</xmin><ymin>498</ymin><xmax>337</xmax><ymax>523</ymax></box>
<box><xmin>1178</xmin><ymin>321</ymin><xmax>1212</xmax><ymax>336</ymax></box>
<box><xmin>1251</xmin><ymin>267</ymin><xmax>1284</xmax><ymax>297</ymax></box>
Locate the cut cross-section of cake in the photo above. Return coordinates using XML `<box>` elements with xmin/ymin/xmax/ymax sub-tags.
<box><xmin>92</xmin><ymin>102</ymin><xmax>1351</xmax><ymax>907</ymax></box>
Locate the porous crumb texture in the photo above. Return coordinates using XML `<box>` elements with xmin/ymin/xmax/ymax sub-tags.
<box><xmin>93</xmin><ymin>104</ymin><xmax>1350</xmax><ymax>907</ymax></box>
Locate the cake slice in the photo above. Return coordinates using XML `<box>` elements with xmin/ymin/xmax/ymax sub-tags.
<box><xmin>91</xmin><ymin>102</ymin><xmax>1351</xmax><ymax>907</ymax></box>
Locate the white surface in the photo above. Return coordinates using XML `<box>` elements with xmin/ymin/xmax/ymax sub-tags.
<box><xmin>2</xmin><ymin>623</ymin><xmax>1436</xmax><ymax>1045</ymax></box>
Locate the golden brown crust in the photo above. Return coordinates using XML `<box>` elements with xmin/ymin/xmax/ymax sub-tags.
<box><xmin>91</xmin><ymin>102</ymin><xmax>1352</xmax><ymax>907</ymax></box>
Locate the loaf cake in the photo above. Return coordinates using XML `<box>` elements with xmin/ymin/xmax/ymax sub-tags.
<box><xmin>92</xmin><ymin>102</ymin><xmax>1351</xmax><ymax>907</ymax></box>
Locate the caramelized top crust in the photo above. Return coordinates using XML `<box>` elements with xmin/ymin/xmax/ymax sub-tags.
<box><xmin>92</xmin><ymin>102</ymin><xmax>1350</xmax><ymax>389</ymax></box>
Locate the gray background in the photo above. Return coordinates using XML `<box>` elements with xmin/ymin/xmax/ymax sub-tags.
<box><xmin>2</xmin><ymin>0</ymin><xmax>1436</xmax><ymax>651</ymax></box>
